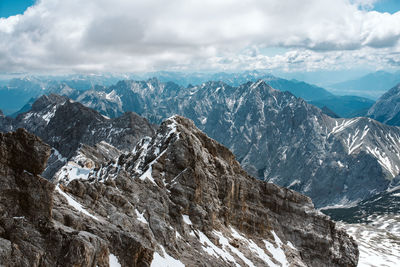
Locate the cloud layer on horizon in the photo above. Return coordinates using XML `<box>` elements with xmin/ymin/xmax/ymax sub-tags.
<box><xmin>1</xmin><ymin>0</ymin><xmax>400</xmax><ymax>73</ymax></box>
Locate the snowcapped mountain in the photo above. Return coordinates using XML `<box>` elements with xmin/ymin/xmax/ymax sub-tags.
<box><xmin>0</xmin><ymin>94</ymin><xmax>156</xmax><ymax>179</ymax></box>
<box><xmin>0</xmin><ymin>117</ymin><xmax>358</xmax><ymax>266</ymax></box>
<box><xmin>367</xmin><ymin>83</ymin><xmax>400</xmax><ymax>126</ymax></box>
<box><xmin>135</xmin><ymin>70</ymin><xmax>334</xmax><ymax>101</ymax></box>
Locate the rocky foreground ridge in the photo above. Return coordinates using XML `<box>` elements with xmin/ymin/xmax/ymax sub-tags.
<box><xmin>0</xmin><ymin>116</ymin><xmax>358</xmax><ymax>266</ymax></box>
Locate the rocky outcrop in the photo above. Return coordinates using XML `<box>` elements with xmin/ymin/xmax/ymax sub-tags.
<box><xmin>1</xmin><ymin>118</ymin><xmax>358</xmax><ymax>266</ymax></box>
<box><xmin>0</xmin><ymin>129</ymin><xmax>152</xmax><ymax>267</ymax></box>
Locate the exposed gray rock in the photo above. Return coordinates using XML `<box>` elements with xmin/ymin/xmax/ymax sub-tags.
<box><xmin>0</xmin><ymin>94</ymin><xmax>156</xmax><ymax>180</ymax></box>
<box><xmin>367</xmin><ymin>83</ymin><xmax>400</xmax><ymax>126</ymax></box>
<box><xmin>1</xmin><ymin>118</ymin><xmax>358</xmax><ymax>266</ymax></box>
<box><xmin>0</xmin><ymin>129</ymin><xmax>152</xmax><ymax>267</ymax></box>
<box><xmin>56</xmin><ymin>115</ymin><xmax>358</xmax><ymax>266</ymax></box>
<box><xmin>61</xmin><ymin>79</ymin><xmax>400</xmax><ymax>207</ymax></box>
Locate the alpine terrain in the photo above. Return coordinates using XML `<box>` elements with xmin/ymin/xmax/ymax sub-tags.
<box><xmin>41</xmin><ymin>79</ymin><xmax>400</xmax><ymax>208</ymax></box>
<box><xmin>0</xmin><ymin>116</ymin><xmax>359</xmax><ymax>266</ymax></box>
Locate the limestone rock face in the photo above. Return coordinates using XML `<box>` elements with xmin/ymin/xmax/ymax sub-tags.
<box><xmin>0</xmin><ymin>129</ymin><xmax>151</xmax><ymax>267</ymax></box>
<box><xmin>0</xmin><ymin>117</ymin><xmax>359</xmax><ymax>266</ymax></box>
<box><xmin>0</xmin><ymin>128</ymin><xmax>51</xmax><ymax>175</ymax></box>
<box><xmin>57</xmin><ymin>115</ymin><xmax>358</xmax><ymax>266</ymax></box>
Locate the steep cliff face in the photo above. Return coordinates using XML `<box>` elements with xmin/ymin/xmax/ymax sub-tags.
<box><xmin>0</xmin><ymin>129</ymin><xmax>152</xmax><ymax>267</ymax></box>
<box><xmin>0</xmin><ymin>119</ymin><xmax>358</xmax><ymax>266</ymax></box>
<box><xmin>55</xmin><ymin>116</ymin><xmax>358</xmax><ymax>266</ymax></box>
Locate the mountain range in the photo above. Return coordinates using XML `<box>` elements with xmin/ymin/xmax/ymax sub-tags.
<box><xmin>3</xmin><ymin>76</ymin><xmax>400</xmax><ymax>265</ymax></box>
<box><xmin>0</xmin><ymin>71</ymin><xmax>375</xmax><ymax>118</ymax></box>
<box><xmin>2</xmin><ymin>80</ymin><xmax>400</xmax><ymax>209</ymax></box>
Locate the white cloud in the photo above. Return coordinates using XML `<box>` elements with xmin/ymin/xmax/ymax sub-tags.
<box><xmin>0</xmin><ymin>0</ymin><xmax>400</xmax><ymax>73</ymax></box>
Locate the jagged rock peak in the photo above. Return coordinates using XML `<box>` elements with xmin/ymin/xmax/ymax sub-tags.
<box><xmin>0</xmin><ymin>128</ymin><xmax>51</xmax><ymax>175</ymax></box>
<box><xmin>31</xmin><ymin>94</ymin><xmax>68</xmax><ymax>112</ymax></box>
<box><xmin>91</xmin><ymin>115</ymin><xmax>358</xmax><ymax>266</ymax></box>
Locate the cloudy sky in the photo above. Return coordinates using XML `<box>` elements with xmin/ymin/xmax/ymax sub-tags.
<box><xmin>1</xmin><ymin>0</ymin><xmax>400</xmax><ymax>75</ymax></box>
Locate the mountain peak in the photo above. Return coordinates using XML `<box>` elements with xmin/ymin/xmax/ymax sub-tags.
<box><xmin>31</xmin><ymin>94</ymin><xmax>68</xmax><ymax>112</ymax></box>
<box><xmin>80</xmin><ymin>115</ymin><xmax>358</xmax><ymax>266</ymax></box>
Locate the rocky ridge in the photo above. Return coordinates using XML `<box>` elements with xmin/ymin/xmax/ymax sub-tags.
<box><xmin>0</xmin><ymin>117</ymin><xmax>358</xmax><ymax>266</ymax></box>
<box><xmin>0</xmin><ymin>94</ymin><xmax>156</xmax><ymax>179</ymax></box>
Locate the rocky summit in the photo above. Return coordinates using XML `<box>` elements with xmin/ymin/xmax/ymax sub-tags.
<box><xmin>0</xmin><ymin>116</ymin><xmax>358</xmax><ymax>266</ymax></box>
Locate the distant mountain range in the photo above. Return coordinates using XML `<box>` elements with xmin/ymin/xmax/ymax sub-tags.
<box><xmin>3</xmin><ymin>72</ymin><xmax>400</xmax><ymax>265</ymax></box>
<box><xmin>329</xmin><ymin>70</ymin><xmax>400</xmax><ymax>100</ymax></box>
<box><xmin>0</xmin><ymin>71</ymin><xmax>371</xmax><ymax>118</ymax></box>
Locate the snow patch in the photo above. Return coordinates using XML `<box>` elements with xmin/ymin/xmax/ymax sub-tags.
<box><xmin>337</xmin><ymin>161</ymin><xmax>345</xmax><ymax>168</ymax></box>
<box><xmin>366</xmin><ymin>146</ymin><xmax>397</xmax><ymax>177</ymax></box>
<box><xmin>151</xmin><ymin>246</ymin><xmax>185</xmax><ymax>267</ymax></box>
<box><xmin>197</xmin><ymin>230</ymin><xmax>239</xmax><ymax>266</ymax></box>
<box><xmin>56</xmin><ymin>162</ymin><xmax>92</xmax><ymax>184</ymax></box>
<box><xmin>214</xmin><ymin>230</ymin><xmax>255</xmax><ymax>267</ymax></box>
<box><xmin>288</xmin><ymin>179</ymin><xmax>300</xmax><ymax>188</ymax></box>
<box><xmin>109</xmin><ymin>253</ymin><xmax>121</xmax><ymax>267</ymax></box>
<box><xmin>56</xmin><ymin>186</ymin><xmax>99</xmax><ymax>221</ymax></box>
<box><xmin>135</xmin><ymin>209</ymin><xmax>148</xmax><ymax>225</ymax></box>
<box><xmin>182</xmin><ymin>215</ymin><xmax>192</xmax><ymax>225</ymax></box>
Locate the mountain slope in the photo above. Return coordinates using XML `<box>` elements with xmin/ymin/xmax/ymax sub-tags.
<box><xmin>169</xmin><ymin>81</ymin><xmax>400</xmax><ymax>208</ymax></box>
<box><xmin>322</xmin><ymin>186</ymin><xmax>400</xmax><ymax>266</ymax></box>
<box><xmin>51</xmin><ymin>115</ymin><xmax>358</xmax><ymax>266</ymax></box>
<box><xmin>367</xmin><ymin>83</ymin><xmax>400</xmax><ymax>126</ymax></box>
<box><xmin>330</xmin><ymin>70</ymin><xmax>400</xmax><ymax>99</ymax></box>
<box><xmin>310</xmin><ymin>95</ymin><xmax>374</xmax><ymax>117</ymax></box>
<box><xmin>0</xmin><ymin>119</ymin><xmax>358</xmax><ymax>266</ymax></box>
